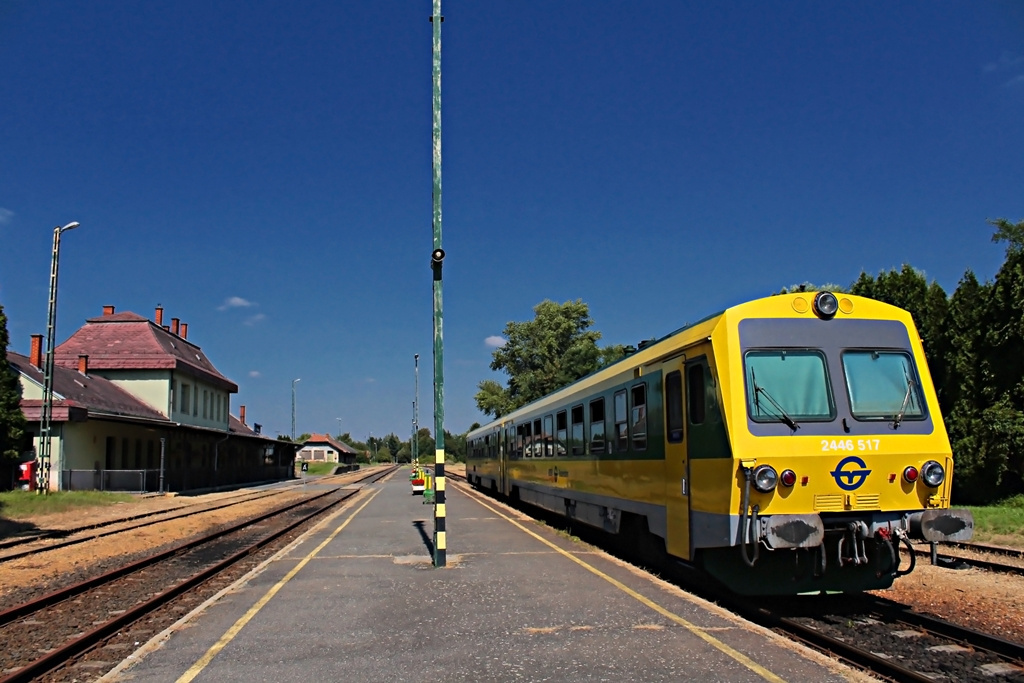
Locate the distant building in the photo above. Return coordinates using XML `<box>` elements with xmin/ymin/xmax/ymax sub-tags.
<box><xmin>5</xmin><ymin>305</ymin><xmax>297</xmax><ymax>492</ymax></box>
<box><xmin>297</xmin><ymin>434</ymin><xmax>359</xmax><ymax>465</ymax></box>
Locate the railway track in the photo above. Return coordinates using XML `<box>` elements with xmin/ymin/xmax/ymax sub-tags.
<box><xmin>911</xmin><ymin>541</ymin><xmax>1024</xmax><ymax>578</ymax></box>
<box><xmin>728</xmin><ymin>592</ymin><xmax>1024</xmax><ymax>683</ymax></box>
<box><xmin>0</xmin><ymin>468</ymin><xmax>378</xmax><ymax>564</ymax></box>
<box><xmin>0</xmin><ymin>465</ymin><xmax>396</xmax><ymax>682</ymax></box>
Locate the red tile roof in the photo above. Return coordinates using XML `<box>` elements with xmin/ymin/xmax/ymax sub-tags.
<box><xmin>302</xmin><ymin>433</ymin><xmax>359</xmax><ymax>454</ymax></box>
<box><xmin>8</xmin><ymin>350</ymin><xmax>171</xmax><ymax>424</ymax></box>
<box><xmin>53</xmin><ymin>310</ymin><xmax>237</xmax><ymax>392</ymax></box>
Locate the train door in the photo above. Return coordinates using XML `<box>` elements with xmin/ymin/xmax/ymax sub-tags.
<box><xmin>663</xmin><ymin>358</ymin><xmax>691</xmax><ymax>560</ymax></box>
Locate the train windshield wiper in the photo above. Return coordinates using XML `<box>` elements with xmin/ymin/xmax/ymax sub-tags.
<box><xmin>751</xmin><ymin>370</ymin><xmax>799</xmax><ymax>431</ymax></box>
<box><xmin>892</xmin><ymin>369</ymin><xmax>916</xmax><ymax>430</ymax></box>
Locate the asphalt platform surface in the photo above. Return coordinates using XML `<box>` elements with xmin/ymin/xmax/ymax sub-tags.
<box><xmin>104</xmin><ymin>468</ymin><xmax>862</xmax><ymax>682</ymax></box>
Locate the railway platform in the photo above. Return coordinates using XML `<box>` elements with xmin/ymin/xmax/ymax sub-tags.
<box><xmin>103</xmin><ymin>468</ymin><xmax>862</xmax><ymax>683</ymax></box>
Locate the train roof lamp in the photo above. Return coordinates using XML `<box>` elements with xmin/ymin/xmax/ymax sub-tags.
<box><xmin>813</xmin><ymin>291</ymin><xmax>839</xmax><ymax>320</ymax></box>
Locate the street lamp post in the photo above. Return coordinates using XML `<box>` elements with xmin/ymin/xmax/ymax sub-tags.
<box><xmin>291</xmin><ymin>378</ymin><xmax>301</xmax><ymax>441</ymax></box>
<box><xmin>335</xmin><ymin>417</ymin><xmax>343</xmax><ymax>439</ymax></box>
<box><xmin>413</xmin><ymin>353</ymin><xmax>419</xmax><ymax>464</ymax></box>
<box><xmin>37</xmin><ymin>221</ymin><xmax>81</xmax><ymax>494</ymax></box>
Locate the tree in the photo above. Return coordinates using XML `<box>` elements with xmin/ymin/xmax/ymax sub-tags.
<box><xmin>475</xmin><ymin>299</ymin><xmax>624</xmax><ymax>417</ymax></box>
<box><xmin>851</xmin><ymin>264</ymin><xmax>950</xmax><ymax>399</ymax></box>
<box><xmin>0</xmin><ymin>304</ymin><xmax>27</xmax><ymax>461</ymax></box>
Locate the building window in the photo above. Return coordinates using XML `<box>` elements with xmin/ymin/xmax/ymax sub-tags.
<box><xmin>180</xmin><ymin>383</ymin><xmax>191</xmax><ymax>414</ymax></box>
<box><xmin>203</xmin><ymin>390</ymin><xmax>209</xmax><ymax>419</ymax></box>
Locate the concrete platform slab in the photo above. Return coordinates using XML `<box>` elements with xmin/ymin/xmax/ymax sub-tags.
<box><xmin>103</xmin><ymin>469</ymin><xmax>868</xmax><ymax>683</ymax></box>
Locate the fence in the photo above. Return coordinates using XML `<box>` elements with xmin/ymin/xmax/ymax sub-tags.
<box><xmin>62</xmin><ymin>469</ymin><xmax>160</xmax><ymax>493</ymax></box>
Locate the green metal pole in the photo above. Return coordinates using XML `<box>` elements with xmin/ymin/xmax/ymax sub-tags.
<box><xmin>430</xmin><ymin>0</ymin><xmax>446</xmax><ymax>568</ymax></box>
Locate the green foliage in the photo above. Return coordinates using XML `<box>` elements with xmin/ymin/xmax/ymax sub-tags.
<box><xmin>0</xmin><ymin>304</ymin><xmax>28</xmax><ymax>462</ymax></box>
<box><xmin>475</xmin><ymin>299</ymin><xmax>619</xmax><ymax>417</ymax></box>
<box><xmin>774</xmin><ymin>282</ymin><xmax>848</xmax><ymax>295</ymax></box>
<box><xmin>853</xmin><ymin>219</ymin><xmax>1024</xmax><ymax>503</ymax></box>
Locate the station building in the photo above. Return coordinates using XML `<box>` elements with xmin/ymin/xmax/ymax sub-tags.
<box><xmin>6</xmin><ymin>305</ymin><xmax>297</xmax><ymax>492</ymax></box>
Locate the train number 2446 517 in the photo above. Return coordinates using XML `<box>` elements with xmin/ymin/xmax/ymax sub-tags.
<box><xmin>821</xmin><ymin>439</ymin><xmax>881</xmax><ymax>452</ymax></box>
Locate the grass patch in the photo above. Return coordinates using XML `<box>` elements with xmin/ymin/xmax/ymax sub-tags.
<box><xmin>967</xmin><ymin>495</ymin><xmax>1024</xmax><ymax>547</ymax></box>
<box><xmin>0</xmin><ymin>490</ymin><xmax>136</xmax><ymax>520</ymax></box>
<box><xmin>295</xmin><ymin>462</ymin><xmax>338</xmax><ymax>476</ymax></box>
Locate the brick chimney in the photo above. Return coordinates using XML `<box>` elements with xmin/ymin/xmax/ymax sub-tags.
<box><xmin>155</xmin><ymin>306</ymin><xmax>164</xmax><ymax>326</ymax></box>
<box><xmin>78</xmin><ymin>354</ymin><xmax>89</xmax><ymax>375</ymax></box>
<box><xmin>30</xmin><ymin>334</ymin><xmax>43</xmax><ymax>369</ymax></box>
<box><xmin>240</xmin><ymin>405</ymin><xmax>246</xmax><ymax>426</ymax></box>
<box><xmin>102</xmin><ymin>305</ymin><xmax>115</xmax><ymax>316</ymax></box>
<box><xmin>180</xmin><ymin>322</ymin><xmax>188</xmax><ymax>340</ymax></box>
<box><xmin>171</xmin><ymin>318</ymin><xmax>180</xmax><ymax>335</ymax></box>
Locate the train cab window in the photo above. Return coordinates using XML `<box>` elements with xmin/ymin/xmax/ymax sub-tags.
<box><xmin>842</xmin><ymin>350</ymin><xmax>925</xmax><ymax>421</ymax></box>
<box><xmin>631</xmin><ymin>383</ymin><xmax>648</xmax><ymax>451</ymax></box>
<box><xmin>614</xmin><ymin>390</ymin><xmax>628</xmax><ymax>452</ymax></box>
<box><xmin>745</xmin><ymin>350</ymin><xmax>834</xmax><ymax>422</ymax></box>
<box><xmin>688</xmin><ymin>365</ymin><xmax>706</xmax><ymax>425</ymax></box>
<box><xmin>555</xmin><ymin>411</ymin><xmax>568</xmax><ymax>456</ymax></box>
<box><xmin>666</xmin><ymin>371</ymin><xmax>684</xmax><ymax>443</ymax></box>
<box><xmin>590</xmin><ymin>398</ymin><xmax>606</xmax><ymax>454</ymax></box>
<box><xmin>543</xmin><ymin>415</ymin><xmax>554</xmax><ymax>456</ymax></box>
<box><xmin>571</xmin><ymin>405</ymin><xmax>585</xmax><ymax>455</ymax></box>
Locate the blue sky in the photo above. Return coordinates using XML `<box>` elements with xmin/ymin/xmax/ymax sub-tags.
<box><xmin>2</xmin><ymin>1</ymin><xmax>1022</xmax><ymax>441</ymax></box>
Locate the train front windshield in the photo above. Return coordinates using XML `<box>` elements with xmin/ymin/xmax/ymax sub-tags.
<box><xmin>742</xmin><ymin>346</ymin><xmax>926</xmax><ymax>427</ymax></box>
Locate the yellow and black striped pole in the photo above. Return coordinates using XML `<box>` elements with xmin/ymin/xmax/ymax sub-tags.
<box><xmin>429</xmin><ymin>0</ymin><xmax>446</xmax><ymax>567</ymax></box>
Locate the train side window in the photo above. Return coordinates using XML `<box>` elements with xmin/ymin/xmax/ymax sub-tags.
<box><xmin>666</xmin><ymin>371</ymin><xmax>684</xmax><ymax>442</ymax></box>
<box><xmin>556</xmin><ymin>410</ymin><xmax>568</xmax><ymax>456</ymax></box>
<box><xmin>523</xmin><ymin>422</ymin><xmax>533</xmax><ymax>457</ymax></box>
<box><xmin>688</xmin><ymin>364</ymin><xmax>706</xmax><ymax>425</ymax></box>
<box><xmin>543</xmin><ymin>415</ymin><xmax>554</xmax><ymax>457</ymax></box>
<box><xmin>515</xmin><ymin>424</ymin><xmax>525</xmax><ymax>459</ymax></box>
<box><xmin>533</xmin><ymin>419</ymin><xmax>543</xmax><ymax>457</ymax></box>
<box><xmin>631</xmin><ymin>383</ymin><xmax>648</xmax><ymax>450</ymax></box>
<box><xmin>571</xmin><ymin>405</ymin><xmax>585</xmax><ymax>455</ymax></box>
<box><xmin>614</xmin><ymin>390</ymin><xmax>628</xmax><ymax>452</ymax></box>
<box><xmin>590</xmin><ymin>398</ymin><xmax>606</xmax><ymax>454</ymax></box>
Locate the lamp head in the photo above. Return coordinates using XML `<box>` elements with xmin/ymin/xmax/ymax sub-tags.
<box><xmin>60</xmin><ymin>221</ymin><xmax>80</xmax><ymax>232</ymax></box>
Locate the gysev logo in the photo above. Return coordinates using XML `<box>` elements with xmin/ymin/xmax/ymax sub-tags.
<box><xmin>830</xmin><ymin>456</ymin><xmax>871</xmax><ymax>491</ymax></box>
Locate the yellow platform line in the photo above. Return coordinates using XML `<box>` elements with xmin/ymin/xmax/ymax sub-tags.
<box><xmin>462</xmin><ymin>486</ymin><xmax>787</xmax><ymax>683</ymax></box>
<box><xmin>176</xmin><ymin>487</ymin><xmax>382</xmax><ymax>683</ymax></box>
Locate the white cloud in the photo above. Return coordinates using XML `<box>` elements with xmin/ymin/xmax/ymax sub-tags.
<box><xmin>1004</xmin><ymin>74</ymin><xmax>1024</xmax><ymax>89</ymax></box>
<box><xmin>249</xmin><ymin>370</ymin><xmax>261</xmax><ymax>378</ymax></box>
<box><xmin>0</xmin><ymin>208</ymin><xmax>13</xmax><ymax>225</ymax></box>
<box><xmin>218</xmin><ymin>296</ymin><xmax>256</xmax><ymax>311</ymax></box>
<box><xmin>243</xmin><ymin>313</ymin><xmax>266</xmax><ymax>326</ymax></box>
<box><xmin>484</xmin><ymin>335</ymin><xmax>507</xmax><ymax>348</ymax></box>
<box><xmin>984</xmin><ymin>51</ymin><xmax>1024</xmax><ymax>73</ymax></box>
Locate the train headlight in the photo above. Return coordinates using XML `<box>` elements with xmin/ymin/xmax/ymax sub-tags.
<box><xmin>753</xmin><ymin>465</ymin><xmax>778</xmax><ymax>492</ymax></box>
<box><xmin>813</xmin><ymin>291</ymin><xmax>839</xmax><ymax>320</ymax></box>
<box><xmin>921</xmin><ymin>460</ymin><xmax>945</xmax><ymax>487</ymax></box>
<box><xmin>780</xmin><ymin>469</ymin><xmax>797</xmax><ymax>487</ymax></box>
<box><xmin>903</xmin><ymin>466</ymin><xmax>919</xmax><ymax>483</ymax></box>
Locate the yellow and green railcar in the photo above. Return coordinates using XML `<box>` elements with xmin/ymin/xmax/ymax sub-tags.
<box><xmin>466</xmin><ymin>292</ymin><xmax>973</xmax><ymax>595</ymax></box>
